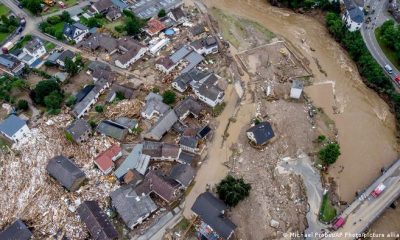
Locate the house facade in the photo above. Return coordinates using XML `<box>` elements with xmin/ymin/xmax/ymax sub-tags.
<box><xmin>63</xmin><ymin>23</ymin><xmax>89</xmax><ymax>43</ymax></box>
<box><xmin>21</xmin><ymin>38</ymin><xmax>46</xmax><ymax>65</ymax></box>
<box><xmin>0</xmin><ymin>114</ymin><xmax>30</xmax><ymax>142</ymax></box>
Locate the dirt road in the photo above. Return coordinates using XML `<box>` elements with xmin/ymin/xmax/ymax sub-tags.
<box><xmin>202</xmin><ymin>0</ymin><xmax>398</xmax><ymax>203</ymax></box>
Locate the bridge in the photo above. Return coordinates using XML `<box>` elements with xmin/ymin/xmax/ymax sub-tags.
<box><xmin>323</xmin><ymin>159</ymin><xmax>400</xmax><ymax>239</ymax></box>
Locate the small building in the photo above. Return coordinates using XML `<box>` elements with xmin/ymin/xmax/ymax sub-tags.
<box><xmin>246</xmin><ymin>121</ymin><xmax>275</xmax><ymax>146</ymax></box>
<box><xmin>149</xmin><ymin>38</ymin><xmax>170</xmax><ymax>56</ymax></box>
<box><xmin>197</xmin><ymin>125</ymin><xmax>211</xmax><ymax>139</ymax></box>
<box><xmin>110</xmin><ymin>186</ymin><xmax>157</xmax><ymax>229</ymax></box>
<box><xmin>21</xmin><ymin>38</ymin><xmax>46</xmax><ymax>65</ymax></box>
<box><xmin>66</xmin><ymin>119</ymin><xmax>91</xmax><ymax>144</ymax></box>
<box><xmin>105</xmin><ymin>6</ymin><xmax>122</xmax><ymax>21</ymax></box>
<box><xmin>46</xmin><ymin>155</ymin><xmax>86</xmax><ymax>191</ymax></box>
<box><xmin>141</xmin><ymin>92</ymin><xmax>170</xmax><ymax>119</ymax></box>
<box><xmin>342</xmin><ymin>0</ymin><xmax>364</xmax><ymax>32</ymax></box>
<box><xmin>177</xmin><ymin>151</ymin><xmax>195</xmax><ymax>165</ymax></box>
<box><xmin>94</xmin><ymin>144</ymin><xmax>122</xmax><ymax>174</ymax></box>
<box><xmin>114</xmin><ymin>144</ymin><xmax>150</xmax><ymax>179</ymax></box>
<box><xmin>190</xmin><ymin>24</ymin><xmax>206</xmax><ymax>38</ymax></box>
<box><xmin>114</xmin><ymin>39</ymin><xmax>148</xmax><ymax>69</ymax></box>
<box><xmin>169</xmin><ymin>163</ymin><xmax>195</xmax><ymax>187</ymax></box>
<box><xmin>105</xmin><ymin>84</ymin><xmax>134</xmax><ymax>102</ymax></box>
<box><xmin>155</xmin><ymin>56</ymin><xmax>178</xmax><ymax>74</ymax></box>
<box><xmin>174</xmin><ymin>96</ymin><xmax>203</xmax><ymax>121</ymax></box>
<box><xmin>0</xmin><ymin>219</ymin><xmax>32</xmax><ymax>240</ymax></box>
<box><xmin>290</xmin><ymin>79</ymin><xmax>303</xmax><ymax>99</ymax></box>
<box><xmin>56</xmin><ymin>50</ymin><xmax>76</xmax><ymax>67</ymax></box>
<box><xmin>63</xmin><ymin>23</ymin><xmax>89</xmax><ymax>43</ymax></box>
<box><xmin>97</xmin><ymin>120</ymin><xmax>129</xmax><ymax>141</ymax></box>
<box><xmin>0</xmin><ymin>114</ymin><xmax>30</xmax><ymax>142</ymax></box>
<box><xmin>92</xmin><ymin>0</ymin><xmax>113</xmax><ymax>13</ymax></box>
<box><xmin>135</xmin><ymin>170</ymin><xmax>181</xmax><ymax>203</ymax></box>
<box><xmin>145</xmin><ymin>18</ymin><xmax>166</xmax><ymax>36</ymax></box>
<box><xmin>0</xmin><ymin>54</ymin><xmax>25</xmax><ymax>76</ymax></box>
<box><xmin>131</xmin><ymin>0</ymin><xmax>183</xmax><ymax>19</ymax></box>
<box><xmin>114</xmin><ymin>117</ymin><xmax>139</xmax><ymax>132</ymax></box>
<box><xmin>179</xmin><ymin>136</ymin><xmax>199</xmax><ymax>153</ymax></box>
<box><xmin>172</xmin><ymin>68</ymin><xmax>209</xmax><ymax>93</ymax></box>
<box><xmin>191</xmin><ymin>192</ymin><xmax>236</xmax><ymax>240</ymax></box>
<box><xmin>142</xmin><ymin>141</ymin><xmax>182</xmax><ymax>161</ymax></box>
<box><xmin>168</xmin><ymin>6</ymin><xmax>186</xmax><ymax>24</ymax></box>
<box><xmin>193</xmin><ymin>73</ymin><xmax>224</xmax><ymax>107</ymax></box>
<box><xmin>190</xmin><ymin>36</ymin><xmax>218</xmax><ymax>55</ymax></box>
<box><xmin>77</xmin><ymin>201</ymin><xmax>118</xmax><ymax>240</ymax></box>
<box><xmin>144</xmin><ymin>109</ymin><xmax>178</xmax><ymax>141</ymax></box>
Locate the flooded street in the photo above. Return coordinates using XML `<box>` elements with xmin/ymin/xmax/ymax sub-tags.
<box><xmin>202</xmin><ymin>0</ymin><xmax>398</xmax><ymax>202</ymax></box>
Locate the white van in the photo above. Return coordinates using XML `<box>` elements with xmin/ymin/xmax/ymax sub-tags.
<box><xmin>384</xmin><ymin>64</ymin><xmax>393</xmax><ymax>74</ymax></box>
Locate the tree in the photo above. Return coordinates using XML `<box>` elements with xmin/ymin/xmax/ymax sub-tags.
<box><xmin>162</xmin><ymin>90</ymin><xmax>176</xmax><ymax>104</ymax></box>
<box><xmin>17</xmin><ymin>99</ymin><xmax>29</xmax><ymax>111</ymax></box>
<box><xmin>217</xmin><ymin>175</ymin><xmax>251</xmax><ymax>207</ymax></box>
<box><xmin>124</xmin><ymin>13</ymin><xmax>146</xmax><ymax>36</ymax></box>
<box><xmin>44</xmin><ymin>91</ymin><xmax>63</xmax><ymax>110</ymax></box>
<box><xmin>95</xmin><ymin>105</ymin><xmax>104</xmax><ymax>113</ymax></box>
<box><xmin>158</xmin><ymin>9</ymin><xmax>166</xmax><ymax>18</ymax></box>
<box><xmin>60</xmin><ymin>11</ymin><xmax>72</xmax><ymax>23</ymax></box>
<box><xmin>21</xmin><ymin>0</ymin><xmax>42</xmax><ymax>15</ymax></box>
<box><xmin>65</xmin><ymin>57</ymin><xmax>79</xmax><ymax>76</ymax></box>
<box><xmin>65</xmin><ymin>95</ymin><xmax>76</xmax><ymax>107</ymax></box>
<box><xmin>319</xmin><ymin>142</ymin><xmax>341</xmax><ymax>165</ymax></box>
<box><xmin>32</xmin><ymin>80</ymin><xmax>62</xmax><ymax>105</ymax></box>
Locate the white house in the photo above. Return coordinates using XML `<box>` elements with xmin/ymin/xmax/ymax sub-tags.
<box><xmin>114</xmin><ymin>40</ymin><xmax>147</xmax><ymax>69</ymax></box>
<box><xmin>20</xmin><ymin>38</ymin><xmax>46</xmax><ymax>65</ymax></box>
<box><xmin>0</xmin><ymin>114</ymin><xmax>30</xmax><ymax>142</ymax></box>
<box><xmin>290</xmin><ymin>79</ymin><xmax>303</xmax><ymax>99</ymax></box>
<box><xmin>190</xmin><ymin>36</ymin><xmax>219</xmax><ymax>56</ymax></box>
<box><xmin>63</xmin><ymin>23</ymin><xmax>89</xmax><ymax>43</ymax></box>
<box><xmin>342</xmin><ymin>0</ymin><xmax>364</xmax><ymax>32</ymax></box>
<box><xmin>155</xmin><ymin>56</ymin><xmax>179</xmax><ymax>74</ymax></box>
<box><xmin>149</xmin><ymin>38</ymin><xmax>170</xmax><ymax>56</ymax></box>
<box><xmin>193</xmin><ymin>74</ymin><xmax>224</xmax><ymax>107</ymax></box>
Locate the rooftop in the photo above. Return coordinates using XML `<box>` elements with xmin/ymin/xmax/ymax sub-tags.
<box><xmin>0</xmin><ymin>114</ymin><xmax>27</xmax><ymax>138</ymax></box>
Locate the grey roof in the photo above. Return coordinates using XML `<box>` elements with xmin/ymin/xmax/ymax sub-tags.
<box><xmin>24</xmin><ymin>38</ymin><xmax>43</xmax><ymax>54</ymax></box>
<box><xmin>114</xmin><ymin>117</ymin><xmax>138</xmax><ymax>129</ymax></box>
<box><xmin>141</xmin><ymin>141</ymin><xmax>181</xmax><ymax>160</ymax></box>
<box><xmin>190</xmin><ymin>24</ymin><xmax>205</xmax><ymax>36</ymax></box>
<box><xmin>54</xmin><ymin>72</ymin><xmax>67</xmax><ymax>82</ymax></box>
<box><xmin>0</xmin><ymin>115</ymin><xmax>27</xmax><ymax>138</ymax></box>
<box><xmin>142</xmin><ymin>93</ymin><xmax>170</xmax><ymax>118</ymax></box>
<box><xmin>179</xmin><ymin>136</ymin><xmax>198</xmax><ymax>149</ymax></box>
<box><xmin>178</xmin><ymin>151</ymin><xmax>195</xmax><ymax>164</ymax></box>
<box><xmin>115</xmin><ymin>38</ymin><xmax>146</xmax><ymax>65</ymax></box>
<box><xmin>66</xmin><ymin>119</ymin><xmax>91</xmax><ymax>142</ymax></box>
<box><xmin>67</xmin><ymin>7</ymin><xmax>83</xmax><ymax>17</ymax></box>
<box><xmin>97</xmin><ymin>120</ymin><xmax>128</xmax><ymax>141</ymax></box>
<box><xmin>46</xmin><ymin>155</ymin><xmax>86</xmax><ymax>191</ymax></box>
<box><xmin>170</xmin><ymin>6</ymin><xmax>185</xmax><ymax>21</ymax></box>
<box><xmin>77</xmin><ymin>201</ymin><xmax>118</xmax><ymax>240</ymax></box>
<box><xmin>111</xmin><ymin>0</ymin><xmax>129</xmax><ymax>9</ymax></box>
<box><xmin>136</xmin><ymin>170</ymin><xmax>181</xmax><ymax>202</ymax></box>
<box><xmin>131</xmin><ymin>0</ymin><xmax>183</xmax><ymax>19</ymax></box>
<box><xmin>292</xmin><ymin>79</ymin><xmax>303</xmax><ymax>90</ymax></box>
<box><xmin>181</xmin><ymin>51</ymin><xmax>204</xmax><ymax>74</ymax></box>
<box><xmin>73</xmin><ymin>79</ymin><xmax>110</xmax><ymax>117</ymax></box>
<box><xmin>174</xmin><ymin>96</ymin><xmax>203</xmax><ymax>119</ymax></box>
<box><xmin>58</xmin><ymin>50</ymin><xmax>76</xmax><ymax>63</ymax></box>
<box><xmin>0</xmin><ymin>219</ymin><xmax>32</xmax><ymax>240</ymax></box>
<box><xmin>169</xmin><ymin>163</ymin><xmax>195</xmax><ymax>187</ymax></box>
<box><xmin>115</xmin><ymin>144</ymin><xmax>150</xmax><ymax>178</ymax></box>
<box><xmin>191</xmin><ymin>192</ymin><xmax>236</xmax><ymax>239</ymax></box>
<box><xmin>110</xmin><ymin>186</ymin><xmax>157</xmax><ymax>229</ymax></box>
<box><xmin>0</xmin><ymin>54</ymin><xmax>22</xmax><ymax>70</ymax></box>
<box><xmin>46</xmin><ymin>52</ymin><xmax>61</xmax><ymax>63</ymax></box>
<box><xmin>246</xmin><ymin>121</ymin><xmax>275</xmax><ymax>145</ymax></box>
<box><xmin>88</xmin><ymin>61</ymin><xmax>111</xmax><ymax>72</ymax></box>
<box><xmin>344</xmin><ymin>0</ymin><xmax>364</xmax><ymax>23</ymax></box>
<box><xmin>196</xmin><ymin>74</ymin><xmax>223</xmax><ymax>101</ymax></box>
<box><xmin>79</xmin><ymin>33</ymin><xmax>118</xmax><ymax>53</ymax></box>
<box><xmin>170</xmin><ymin>46</ymin><xmax>192</xmax><ymax>64</ymax></box>
<box><xmin>93</xmin><ymin>0</ymin><xmax>113</xmax><ymax>12</ymax></box>
<box><xmin>173</xmin><ymin>68</ymin><xmax>209</xmax><ymax>91</ymax></box>
<box><xmin>105</xmin><ymin>84</ymin><xmax>134</xmax><ymax>102</ymax></box>
<box><xmin>190</xmin><ymin>36</ymin><xmax>217</xmax><ymax>51</ymax></box>
<box><xmin>144</xmin><ymin>109</ymin><xmax>178</xmax><ymax>141</ymax></box>
<box><xmin>63</xmin><ymin>23</ymin><xmax>88</xmax><ymax>40</ymax></box>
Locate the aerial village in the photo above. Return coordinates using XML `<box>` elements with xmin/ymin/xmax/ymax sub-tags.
<box><xmin>0</xmin><ymin>0</ymin><xmax>267</xmax><ymax>239</ymax></box>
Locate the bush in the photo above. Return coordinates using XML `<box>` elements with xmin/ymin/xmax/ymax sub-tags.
<box><xmin>95</xmin><ymin>105</ymin><xmax>104</xmax><ymax>113</ymax></box>
<box><xmin>31</xmin><ymin>80</ymin><xmax>62</xmax><ymax>105</ymax></box>
<box><xmin>217</xmin><ymin>175</ymin><xmax>251</xmax><ymax>207</ymax></box>
<box><xmin>17</xmin><ymin>99</ymin><xmax>29</xmax><ymax>111</ymax></box>
<box><xmin>89</xmin><ymin>120</ymin><xmax>97</xmax><ymax>129</ymax></box>
<box><xmin>65</xmin><ymin>95</ymin><xmax>76</xmax><ymax>107</ymax></box>
<box><xmin>319</xmin><ymin>142</ymin><xmax>341</xmax><ymax>165</ymax></box>
<box><xmin>158</xmin><ymin>9</ymin><xmax>166</xmax><ymax>18</ymax></box>
<box><xmin>317</xmin><ymin>135</ymin><xmax>326</xmax><ymax>143</ymax></box>
<box><xmin>44</xmin><ymin>91</ymin><xmax>63</xmax><ymax>110</ymax></box>
<box><xmin>162</xmin><ymin>90</ymin><xmax>176</xmax><ymax>104</ymax></box>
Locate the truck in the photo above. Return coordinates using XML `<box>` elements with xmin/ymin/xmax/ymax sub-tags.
<box><xmin>371</xmin><ymin>183</ymin><xmax>386</xmax><ymax>198</ymax></box>
<box><xmin>332</xmin><ymin>217</ymin><xmax>346</xmax><ymax>230</ymax></box>
<box><xmin>2</xmin><ymin>41</ymin><xmax>14</xmax><ymax>54</ymax></box>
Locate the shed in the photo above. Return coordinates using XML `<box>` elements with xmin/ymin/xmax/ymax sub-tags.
<box><xmin>290</xmin><ymin>80</ymin><xmax>303</xmax><ymax>99</ymax></box>
<box><xmin>46</xmin><ymin>155</ymin><xmax>86</xmax><ymax>191</ymax></box>
<box><xmin>246</xmin><ymin>121</ymin><xmax>275</xmax><ymax>145</ymax></box>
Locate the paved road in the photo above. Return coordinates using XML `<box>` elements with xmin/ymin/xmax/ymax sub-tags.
<box><xmin>1</xmin><ymin>0</ymin><xmax>140</xmax><ymax>78</ymax></box>
<box><xmin>323</xmin><ymin>159</ymin><xmax>400</xmax><ymax>239</ymax></box>
<box><xmin>361</xmin><ymin>0</ymin><xmax>400</xmax><ymax>87</ymax></box>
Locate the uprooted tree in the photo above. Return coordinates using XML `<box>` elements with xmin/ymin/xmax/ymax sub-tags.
<box><xmin>217</xmin><ymin>175</ymin><xmax>251</xmax><ymax>207</ymax></box>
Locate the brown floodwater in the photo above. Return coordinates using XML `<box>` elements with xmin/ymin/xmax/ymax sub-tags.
<box><xmin>202</xmin><ymin>0</ymin><xmax>399</xmax><ymax>202</ymax></box>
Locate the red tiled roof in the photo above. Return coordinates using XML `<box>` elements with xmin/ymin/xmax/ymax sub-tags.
<box><xmin>146</xmin><ymin>18</ymin><xmax>166</xmax><ymax>35</ymax></box>
<box><xmin>94</xmin><ymin>144</ymin><xmax>121</xmax><ymax>173</ymax></box>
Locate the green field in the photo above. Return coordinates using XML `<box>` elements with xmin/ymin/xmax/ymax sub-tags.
<box><xmin>0</xmin><ymin>32</ymin><xmax>9</xmax><ymax>43</ymax></box>
<box><xmin>319</xmin><ymin>193</ymin><xmax>337</xmax><ymax>223</ymax></box>
<box><xmin>0</xmin><ymin>4</ymin><xmax>10</xmax><ymax>16</ymax></box>
<box><xmin>375</xmin><ymin>27</ymin><xmax>400</xmax><ymax>70</ymax></box>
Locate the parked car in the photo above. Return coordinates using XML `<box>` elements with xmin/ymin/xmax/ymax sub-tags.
<box><xmin>395</xmin><ymin>75</ymin><xmax>400</xmax><ymax>85</ymax></box>
<box><xmin>384</xmin><ymin>64</ymin><xmax>393</xmax><ymax>74</ymax></box>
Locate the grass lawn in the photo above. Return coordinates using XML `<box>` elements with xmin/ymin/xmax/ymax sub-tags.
<box><xmin>0</xmin><ymin>32</ymin><xmax>10</xmax><ymax>43</ymax></box>
<box><xmin>79</xmin><ymin>16</ymin><xmax>107</xmax><ymax>28</ymax></box>
<box><xmin>375</xmin><ymin>27</ymin><xmax>400</xmax><ymax>70</ymax></box>
<box><xmin>45</xmin><ymin>42</ymin><xmax>56</xmax><ymax>51</ymax></box>
<box><xmin>319</xmin><ymin>193</ymin><xmax>337</xmax><ymax>223</ymax></box>
<box><xmin>0</xmin><ymin>4</ymin><xmax>10</xmax><ymax>16</ymax></box>
<box><xmin>54</xmin><ymin>22</ymin><xmax>65</xmax><ymax>32</ymax></box>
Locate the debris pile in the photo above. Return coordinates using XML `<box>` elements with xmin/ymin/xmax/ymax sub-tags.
<box><xmin>105</xmin><ymin>99</ymin><xmax>142</xmax><ymax>119</ymax></box>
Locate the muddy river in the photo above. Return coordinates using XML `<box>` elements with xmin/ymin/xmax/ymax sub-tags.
<box><xmin>202</xmin><ymin>0</ymin><xmax>398</xmax><ymax>202</ymax></box>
